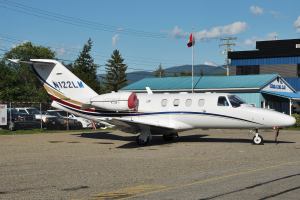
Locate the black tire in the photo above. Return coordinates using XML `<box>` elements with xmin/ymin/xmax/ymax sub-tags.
<box><xmin>136</xmin><ymin>135</ymin><xmax>149</xmax><ymax>146</ymax></box>
<box><xmin>252</xmin><ymin>135</ymin><xmax>264</xmax><ymax>145</ymax></box>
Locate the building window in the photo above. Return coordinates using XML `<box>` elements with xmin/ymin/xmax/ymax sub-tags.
<box><xmin>161</xmin><ymin>99</ymin><xmax>168</xmax><ymax>107</ymax></box>
<box><xmin>236</xmin><ymin>65</ymin><xmax>260</xmax><ymax>75</ymax></box>
<box><xmin>298</xmin><ymin>64</ymin><xmax>300</xmax><ymax>77</ymax></box>
<box><xmin>185</xmin><ymin>99</ymin><xmax>192</xmax><ymax>107</ymax></box>
<box><xmin>198</xmin><ymin>99</ymin><xmax>205</xmax><ymax>107</ymax></box>
<box><xmin>173</xmin><ymin>99</ymin><xmax>180</xmax><ymax>107</ymax></box>
<box><xmin>217</xmin><ymin>96</ymin><xmax>229</xmax><ymax>106</ymax></box>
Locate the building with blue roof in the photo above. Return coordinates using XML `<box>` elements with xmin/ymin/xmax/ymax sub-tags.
<box><xmin>122</xmin><ymin>74</ymin><xmax>300</xmax><ymax>115</ymax></box>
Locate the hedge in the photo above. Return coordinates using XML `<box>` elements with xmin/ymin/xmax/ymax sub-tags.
<box><xmin>292</xmin><ymin>114</ymin><xmax>300</xmax><ymax>127</ymax></box>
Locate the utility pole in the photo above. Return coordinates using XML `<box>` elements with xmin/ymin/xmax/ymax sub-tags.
<box><xmin>219</xmin><ymin>37</ymin><xmax>236</xmax><ymax>76</ymax></box>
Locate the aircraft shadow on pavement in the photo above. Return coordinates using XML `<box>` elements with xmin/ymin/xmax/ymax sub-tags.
<box><xmin>74</xmin><ymin>132</ymin><xmax>294</xmax><ymax>149</ymax></box>
<box><xmin>118</xmin><ymin>134</ymin><xmax>294</xmax><ymax>149</ymax></box>
<box><xmin>74</xmin><ymin>132</ymin><xmax>136</xmax><ymax>142</ymax></box>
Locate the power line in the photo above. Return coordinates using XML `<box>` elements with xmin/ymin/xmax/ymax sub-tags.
<box><xmin>0</xmin><ymin>33</ymin><xmax>187</xmax><ymax>67</ymax></box>
<box><xmin>0</xmin><ymin>0</ymin><xmax>167</xmax><ymax>39</ymax></box>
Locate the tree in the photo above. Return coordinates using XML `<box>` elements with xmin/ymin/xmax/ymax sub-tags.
<box><xmin>180</xmin><ymin>71</ymin><xmax>192</xmax><ymax>76</ymax></box>
<box><xmin>2</xmin><ymin>42</ymin><xmax>55</xmax><ymax>102</ymax></box>
<box><xmin>154</xmin><ymin>63</ymin><xmax>165</xmax><ymax>78</ymax></box>
<box><xmin>104</xmin><ymin>49</ymin><xmax>127</xmax><ymax>92</ymax></box>
<box><xmin>72</xmin><ymin>38</ymin><xmax>100</xmax><ymax>93</ymax></box>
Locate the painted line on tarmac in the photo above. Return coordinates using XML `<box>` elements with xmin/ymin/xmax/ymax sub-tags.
<box><xmin>91</xmin><ymin>184</ymin><xmax>167</xmax><ymax>200</ymax></box>
<box><xmin>118</xmin><ymin>160</ymin><xmax>300</xmax><ymax>199</ymax></box>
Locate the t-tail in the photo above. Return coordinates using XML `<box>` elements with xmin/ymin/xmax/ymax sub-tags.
<box><xmin>9</xmin><ymin>59</ymin><xmax>98</xmax><ymax>108</ymax></box>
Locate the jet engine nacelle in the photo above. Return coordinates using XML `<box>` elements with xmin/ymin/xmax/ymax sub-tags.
<box><xmin>89</xmin><ymin>92</ymin><xmax>138</xmax><ymax>111</ymax></box>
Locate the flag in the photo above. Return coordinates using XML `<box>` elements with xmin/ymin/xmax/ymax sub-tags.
<box><xmin>187</xmin><ymin>33</ymin><xmax>195</xmax><ymax>47</ymax></box>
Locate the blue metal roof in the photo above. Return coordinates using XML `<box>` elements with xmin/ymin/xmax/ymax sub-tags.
<box><xmin>122</xmin><ymin>74</ymin><xmax>278</xmax><ymax>91</ymax></box>
<box><xmin>261</xmin><ymin>91</ymin><xmax>300</xmax><ymax>100</ymax></box>
<box><xmin>284</xmin><ymin>78</ymin><xmax>300</xmax><ymax>92</ymax></box>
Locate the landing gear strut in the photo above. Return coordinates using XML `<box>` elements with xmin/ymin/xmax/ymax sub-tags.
<box><xmin>136</xmin><ymin>125</ymin><xmax>152</xmax><ymax>146</ymax></box>
<box><xmin>251</xmin><ymin>129</ymin><xmax>264</xmax><ymax>145</ymax></box>
<box><xmin>274</xmin><ymin>128</ymin><xmax>280</xmax><ymax>143</ymax></box>
<box><xmin>163</xmin><ymin>132</ymin><xmax>179</xmax><ymax>142</ymax></box>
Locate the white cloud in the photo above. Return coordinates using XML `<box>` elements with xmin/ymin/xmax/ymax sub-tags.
<box><xmin>250</xmin><ymin>5</ymin><xmax>263</xmax><ymax>15</ymax></box>
<box><xmin>294</xmin><ymin>16</ymin><xmax>300</xmax><ymax>32</ymax></box>
<box><xmin>195</xmin><ymin>21</ymin><xmax>247</xmax><ymax>40</ymax></box>
<box><xmin>169</xmin><ymin>25</ymin><xmax>187</xmax><ymax>39</ymax></box>
<box><xmin>112</xmin><ymin>34</ymin><xmax>120</xmax><ymax>47</ymax></box>
<box><xmin>204</xmin><ymin>61</ymin><xmax>217</xmax><ymax>66</ymax></box>
<box><xmin>168</xmin><ymin>22</ymin><xmax>247</xmax><ymax>41</ymax></box>
<box><xmin>266</xmin><ymin>32</ymin><xmax>278</xmax><ymax>40</ymax></box>
<box><xmin>243</xmin><ymin>32</ymin><xmax>279</xmax><ymax>47</ymax></box>
<box><xmin>244</xmin><ymin>37</ymin><xmax>257</xmax><ymax>47</ymax></box>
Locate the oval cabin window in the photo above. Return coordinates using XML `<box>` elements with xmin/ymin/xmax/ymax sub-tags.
<box><xmin>185</xmin><ymin>99</ymin><xmax>192</xmax><ymax>107</ymax></box>
<box><xmin>173</xmin><ymin>99</ymin><xmax>180</xmax><ymax>107</ymax></box>
<box><xmin>198</xmin><ymin>99</ymin><xmax>205</xmax><ymax>107</ymax></box>
<box><xmin>161</xmin><ymin>99</ymin><xmax>168</xmax><ymax>107</ymax></box>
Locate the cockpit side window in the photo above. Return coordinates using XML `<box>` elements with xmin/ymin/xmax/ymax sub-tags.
<box><xmin>228</xmin><ymin>95</ymin><xmax>245</xmax><ymax>108</ymax></box>
<box><xmin>217</xmin><ymin>96</ymin><xmax>229</xmax><ymax>106</ymax></box>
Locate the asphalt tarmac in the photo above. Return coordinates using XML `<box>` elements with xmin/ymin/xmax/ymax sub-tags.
<box><xmin>0</xmin><ymin>129</ymin><xmax>299</xmax><ymax>200</ymax></box>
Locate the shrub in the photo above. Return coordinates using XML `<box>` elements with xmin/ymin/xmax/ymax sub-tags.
<box><xmin>292</xmin><ymin>114</ymin><xmax>300</xmax><ymax>127</ymax></box>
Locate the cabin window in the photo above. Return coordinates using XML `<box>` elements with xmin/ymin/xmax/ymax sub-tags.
<box><xmin>161</xmin><ymin>99</ymin><xmax>168</xmax><ymax>107</ymax></box>
<box><xmin>198</xmin><ymin>99</ymin><xmax>205</xmax><ymax>107</ymax></box>
<box><xmin>217</xmin><ymin>96</ymin><xmax>229</xmax><ymax>106</ymax></box>
<box><xmin>173</xmin><ymin>99</ymin><xmax>180</xmax><ymax>107</ymax></box>
<box><xmin>228</xmin><ymin>95</ymin><xmax>245</xmax><ymax>108</ymax></box>
<box><xmin>185</xmin><ymin>99</ymin><xmax>192</xmax><ymax>107</ymax></box>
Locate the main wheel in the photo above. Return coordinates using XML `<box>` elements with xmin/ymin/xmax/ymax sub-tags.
<box><xmin>136</xmin><ymin>135</ymin><xmax>149</xmax><ymax>146</ymax></box>
<box><xmin>252</xmin><ymin>135</ymin><xmax>264</xmax><ymax>145</ymax></box>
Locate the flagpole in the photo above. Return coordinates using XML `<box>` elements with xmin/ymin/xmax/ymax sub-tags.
<box><xmin>192</xmin><ymin>39</ymin><xmax>194</xmax><ymax>93</ymax></box>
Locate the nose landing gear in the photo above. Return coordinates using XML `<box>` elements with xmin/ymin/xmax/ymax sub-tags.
<box><xmin>251</xmin><ymin>129</ymin><xmax>264</xmax><ymax>145</ymax></box>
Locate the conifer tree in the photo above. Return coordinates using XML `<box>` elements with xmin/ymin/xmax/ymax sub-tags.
<box><xmin>104</xmin><ymin>50</ymin><xmax>127</xmax><ymax>92</ymax></box>
<box><xmin>72</xmin><ymin>38</ymin><xmax>100</xmax><ymax>93</ymax></box>
<box><xmin>154</xmin><ymin>63</ymin><xmax>165</xmax><ymax>77</ymax></box>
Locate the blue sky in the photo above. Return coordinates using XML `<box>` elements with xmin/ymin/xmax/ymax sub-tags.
<box><xmin>1</xmin><ymin>0</ymin><xmax>300</xmax><ymax>73</ymax></box>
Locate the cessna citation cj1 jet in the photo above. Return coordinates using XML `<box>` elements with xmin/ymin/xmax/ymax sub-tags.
<box><xmin>9</xmin><ymin>59</ymin><xmax>296</xmax><ymax>145</ymax></box>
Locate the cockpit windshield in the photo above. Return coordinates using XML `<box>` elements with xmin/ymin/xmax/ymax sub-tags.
<box><xmin>228</xmin><ymin>95</ymin><xmax>245</xmax><ymax>107</ymax></box>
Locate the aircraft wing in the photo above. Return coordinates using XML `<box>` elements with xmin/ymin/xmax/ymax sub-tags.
<box><xmin>107</xmin><ymin>117</ymin><xmax>191</xmax><ymax>134</ymax></box>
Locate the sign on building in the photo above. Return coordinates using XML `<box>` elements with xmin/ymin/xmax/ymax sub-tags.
<box><xmin>262</xmin><ymin>77</ymin><xmax>293</xmax><ymax>93</ymax></box>
<box><xmin>0</xmin><ymin>104</ymin><xmax>7</xmax><ymax>126</ymax></box>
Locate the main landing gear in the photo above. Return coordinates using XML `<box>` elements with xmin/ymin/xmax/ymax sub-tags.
<box><xmin>163</xmin><ymin>132</ymin><xmax>179</xmax><ymax>142</ymax></box>
<box><xmin>251</xmin><ymin>129</ymin><xmax>264</xmax><ymax>145</ymax></box>
<box><xmin>136</xmin><ymin>125</ymin><xmax>152</xmax><ymax>146</ymax></box>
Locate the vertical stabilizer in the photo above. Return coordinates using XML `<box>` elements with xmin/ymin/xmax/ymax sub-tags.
<box><xmin>29</xmin><ymin>59</ymin><xmax>98</xmax><ymax>106</ymax></box>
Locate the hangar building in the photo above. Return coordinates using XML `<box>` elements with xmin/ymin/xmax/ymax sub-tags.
<box><xmin>228</xmin><ymin>39</ymin><xmax>300</xmax><ymax>77</ymax></box>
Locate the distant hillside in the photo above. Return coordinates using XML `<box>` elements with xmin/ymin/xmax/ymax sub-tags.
<box><xmin>99</xmin><ymin>64</ymin><xmax>226</xmax><ymax>84</ymax></box>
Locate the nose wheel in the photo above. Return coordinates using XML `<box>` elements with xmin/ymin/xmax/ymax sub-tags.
<box><xmin>251</xmin><ymin>129</ymin><xmax>264</xmax><ymax>145</ymax></box>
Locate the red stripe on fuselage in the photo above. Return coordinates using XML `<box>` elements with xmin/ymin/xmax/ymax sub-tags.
<box><xmin>50</xmin><ymin>95</ymin><xmax>95</xmax><ymax>112</ymax></box>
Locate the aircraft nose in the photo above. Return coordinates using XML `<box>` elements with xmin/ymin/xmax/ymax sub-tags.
<box><xmin>279</xmin><ymin>114</ymin><xmax>296</xmax><ymax>127</ymax></box>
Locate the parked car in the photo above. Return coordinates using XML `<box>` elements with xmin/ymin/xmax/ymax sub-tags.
<box><xmin>45</xmin><ymin>110</ymin><xmax>83</xmax><ymax>130</ymax></box>
<box><xmin>15</xmin><ymin>107</ymin><xmax>54</xmax><ymax>122</ymax></box>
<box><xmin>6</xmin><ymin>108</ymin><xmax>40</xmax><ymax>130</ymax></box>
<box><xmin>59</xmin><ymin>111</ymin><xmax>114</xmax><ymax>129</ymax></box>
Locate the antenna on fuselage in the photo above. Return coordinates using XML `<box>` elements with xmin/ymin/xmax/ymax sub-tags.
<box><xmin>146</xmin><ymin>87</ymin><xmax>153</xmax><ymax>94</ymax></box>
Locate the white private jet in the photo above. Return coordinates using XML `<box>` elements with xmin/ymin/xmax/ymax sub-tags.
<box><xmin>9</xmin><ymin>59</ymin><xmax>296</xmax><ymax>145</ymax></box>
